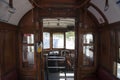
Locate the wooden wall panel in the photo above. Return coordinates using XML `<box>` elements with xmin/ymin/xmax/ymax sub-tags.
<box><xmin>4</xmin><ymin>31</ymin><xmax>16</xmax><ymax>73</ymax></box>
<box><xmin>99</xmin><ymin>30</ymin><xmax>112</xmax><ymax>71</ymax></box>
<box><xmin>19</xmin><ymin>10</ymin><xmax>35</xmax><ymax>32</ymax></box>
<box><xmin>99</xmin><ymin>21</ymin><xmax>120</xmax><ymax>74</ymax></box>
<box><xmin>0</xmin><ymin>22</ymin><xmax>18</xmax><ymax>79</ymax></box>
<box><xmin>0</xmin><ymin>31</ymin><xmax>4</xmax><ymax>80</ymax></box>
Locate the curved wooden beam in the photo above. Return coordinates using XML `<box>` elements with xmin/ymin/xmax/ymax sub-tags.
<box><xmin>88</xmin><ymin>3</ymin><xmax>108</xmax><ymax>24</ymax></box>
<box><xmin>87</xmin><ymin>10</ymin><xmax>99</xmax><ymax>26</ymax></box>
<box><xmin>29</xmin><ymin>0</ymin><xmax>39</xmax><ymax>7</ymax></box>
<box><xmin>75</xmin><ymin>0</ymin><xmax>90</xmax><ymax>8</ymax></box>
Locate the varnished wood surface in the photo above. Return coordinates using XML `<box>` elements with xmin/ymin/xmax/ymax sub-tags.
<box><xmin>0</xmin><ymin>22</ymin><xmax>18</xmax><ymax>79</ymax></box>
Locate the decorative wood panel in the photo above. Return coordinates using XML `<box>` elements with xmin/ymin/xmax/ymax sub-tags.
<box><xmin>0</xmin><ymin>22</ymin><xmax>17</xmax><ymax>79</ymax></box>
<box><xmin>99</xmin><ymin>21</ymin><xmax>120</xmax><ymax>74</ymax></box>
<box><xmin>0</xmin><ymin>31</ymin><xmax>4</xmax><ymax>78</ymax></box>
<box><xmin>4</xmin><ymin>31</ymin><xmax>16</xmax><ymax>73</ymax></box>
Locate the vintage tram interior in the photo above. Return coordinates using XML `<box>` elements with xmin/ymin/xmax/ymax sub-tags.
<box><xmin>0</xmin><ymin>0</ymin><xmax>120</xmax><ymax>80</ymax></box>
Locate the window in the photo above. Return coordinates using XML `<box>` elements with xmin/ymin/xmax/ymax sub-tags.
<box><xmin>117</xmin><ymin>63</ymin><xmax>120</xmax><ymax>78</ymax></box>
<box><xmin>66</xmin><ymin>31</ymin><xmax>75</xmax><ymax>49</ymax></box>
<box><xmin>113</xmin><ymin>32</ymin><xmax>120</xmax><ymax>79</ymax></box>
<box><xmin>53</xmin><ymin>33</ymin><xmax>64</xmax><ymax>48</ymax></box>
<box><xmin>23</xmin><ymin>34</ymin><xmax>34</xmax><ymax>44</ymax></box>
<box><xmin>43</xmin><ymin>32</ymin><xmax>50</xmax><ymax>49</ymax></box>
<box><xmin>82</xmin><ymin>33</ymin><xmax>94</xmax><ymax>66</ymax></box>
<box><xmin>114</xmin><ymin>62</ymin><xmax>120</xmax><ymax>79</ymax></box>
<box><xmin>22</xmin><ymin>34</ymin><xmax>35</xmax><ymax>68</ymax></box>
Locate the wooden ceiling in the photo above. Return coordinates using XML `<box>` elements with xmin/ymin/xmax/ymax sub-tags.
<box><xmin>28</xmin><ymin>0</ymin><xmax>92</xmax><ymax>19</ymax></box>
<box><xmin>28</xmin><ymin>0</ymin><xmax>100</xmax><ymax>28</ymax></box>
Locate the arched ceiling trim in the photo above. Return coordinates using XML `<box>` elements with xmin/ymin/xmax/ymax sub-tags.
<box><xmin>87</xmin><ymin>10</ymin><xmax>99</xmax><ymax>26</ymax></box>
<box><xmin>18</xmin><ymin>9</ymin><xmax>32</xmax><ymax>26</ymax></box>
<box><xmin>91</xmin><ymin>0</ymin><xmax>120</xmax><ymax>24</ymax></box>
<box><xmin>0</xmin><ymin>0</ymin><xmax>33</xmax><ymax>25</ymax></box>
<box><xmin>88</xmin><ymin>3</ymin><xmax>108</xmax><ymax>24</ymax></box>
<box><xmin>8</xmin><ymin>0</ymin><xmax>33</xmax><ymax>25</ymax></box>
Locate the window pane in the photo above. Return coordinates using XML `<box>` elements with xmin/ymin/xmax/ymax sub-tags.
<box><xmin>117</xmin><ymin>63</ymin><xmax>120</xmax><ymax>78</ymax></box>
<box><xmin>66</xmin><ymin>31</ymin><xmax>75</xmax><ymax>49</ymax></box>
<box><xmin>83</xmin><ymin>46</ymin><xmax>94</xmax><ymax>66</ymax></box>
<box><xmin>23</xmin><ymin>34</ymin><xmax>34</xmax><ymax>44</ymax></box>
<box><xmin>22</xmin><ymin>45</ymin><xmax>34</xmax><ymax>68</ymax></box>
<box><xmin>53</xmin><ymin>33</ymin><xmax>64</xmax><ymax>48</ymax></box>
<box><xmin>83</xmin><ymin>34</ymin><xmax>93</xmax><ymax>44</ymax></box>
<box><xmin>118</xmin><ymin>32</ymin><xmax>120</xmax><ymax>46</ymax></box>
<box><xmin>113</xmin><ymin>62</ymin><xmax>117</xmax><ymax>76</ymax></box>
<box><xmin>43</xmin><ymin>32</ymin><xmax>50</xmax><ymax>49</ymax></box>
<box><xmin>119</xmin><ymin>48</ymin><xmax>120</xmax><ymax>59</ymax></box>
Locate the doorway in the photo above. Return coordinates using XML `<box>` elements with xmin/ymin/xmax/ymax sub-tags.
<box><xmin>42</xmin><ymin>18</ymin><xmax>75</xmax><ymax>80</ymax></box>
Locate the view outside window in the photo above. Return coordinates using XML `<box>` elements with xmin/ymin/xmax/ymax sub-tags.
<box><xmin>43</xmin><ymin>32</ymin><xmax>50</xmax><ymax>49</ymax></box>
<box><xmin>117</xmin><ymin>32</ymin><xmax>120</xmax><ymax>78</ymax></box>
<box><xmin>117</xmin><ymin>63</ymin><xmax>120</xmax><ymax>78</ymax></box>
<box><xmin>53</xmin><ymin>33</ymin><xmax>64</xmax><ymax>48</ymax></box>
<box><xmin>66</xmin><ymin>31</ymin><xmax>75</xmax><ymax>49</ymax></box>
<box><xmin>83</xmin><ymin>34</ymin><xmax>93</xmax><ymax>44</ymax></box>
<box><xmin>23</xmin><ymin>34</ymin><xmax>34</xmax><ymax>44</ymax></box>
<box><xmin>23</xmin><ymin>46</ymin><xmax>34</xmax><ymax>65</ymax></box>
<box><xmin>22</xmin><ymin>34</ymin><xmax>34</xmax><ymax>68</ymax></box>
<box><xmin>82</xmin><ymin>33</ymin><xmax>94</xmax><ymax>66</ymax></box>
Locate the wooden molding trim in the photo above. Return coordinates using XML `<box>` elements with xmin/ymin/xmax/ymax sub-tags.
<box><xmin>98</xmin><ymin>21</ymin><xmax>120</xmax><ymax>31</ymax></box>
<box><xmin>29</xmin><ymin>0</ymin><xmax>90</xmax><ymax>9</ymax></box>
<box><xmin>0</xmin><ymin>22</ymin><xmax>18</xmax><ymax>30</ymax></box>
<box><xmin>88</xmin><ymin>3</ymin><xmax>108</xmax><ymax>24</ymax></box>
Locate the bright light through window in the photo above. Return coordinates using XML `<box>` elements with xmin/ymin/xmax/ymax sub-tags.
<box><xmin>43</xmin><ymin>32</ymin><xmax>50</xmax><ymax>49</ymax></box>
<box><xmin>117</xmin><ymin>63</ymin><xmax>120</xmax><ymax>78</ymax></box>
<box><xmin>83</xmin><ymin>34</ymin><xmax>93</xmax><ymax>44</ymax></box>
<box><xmin>66</xmin><ymin>31</ymin><xmax>75</xmax><ymax>49</ymax></box>
<box><xmin>59</xmin><ymin>79</ymin><xmax>65</xmax><ymax>80</ymax></box>
<box><xmin>53</xmin><ymin>33</ymin><xmax>64</xmax><ymax>48</ymax></box>
<box><xmin>59</xmin><ymin>73</ymin><xmax>74</xmax><ymax>77</ymax></box>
